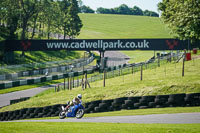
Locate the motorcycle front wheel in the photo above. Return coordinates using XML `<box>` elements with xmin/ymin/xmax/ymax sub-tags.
<box><xmin>59</xmin><ymin>111</ymin><xmax>66</xmax><ymax>119</ymax></box>
<box><xmin>76</xmin><ymin>109</ymin><xmax>84</xmax><ymax>119</ymax></box>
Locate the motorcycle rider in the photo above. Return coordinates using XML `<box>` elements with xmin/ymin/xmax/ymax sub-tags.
<box><xmin>65</xmin><ymin>94</ymin><xmax>82</xmax><ymax>111</ymax></box>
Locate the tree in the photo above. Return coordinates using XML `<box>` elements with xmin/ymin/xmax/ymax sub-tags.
<box><xmin>0</xmin><ymin>0</ymin><xmax>20</xmax><ymax>40</ymax></box>
<box><xmin>114</xmin><ymin>4</ymin><xmax>131</xmax><ymax>15</ymax></box>
<box><xmin>19</xmin><ymin>0</ymin><xmax>42</xmax><ymax>40</ymax></box>
<box><xmin>41</xmin><ymin>0</ymin><xmax>62</xmax><ymax>39</ymax></box>
<box><xmin>158</xmin><ymin>0</ymin><xmax>200</xmax><ymax>41</ymax></box>
<box><xmin>143</xmin><ymin>10</ymin><xmax>159</xmax><ymax>17</ymax></box>
<box><xmin>80</xmin><ymin>5</ymin><xmax>95</xmax><ymax>13</ymax></box>
<box><xmin>131</xmin><ymin>6</ymin><xmax>143</xmax><ymax>15</ymax></box>
<box><xmin>96</xmin><ymin>7</ymin><xmax>112</xmax><ymax>14</ymax></box>
<box><xmin>63</xmin><ymin>0</ymin><xmax>83</xmax><ymax>39</ymax></box>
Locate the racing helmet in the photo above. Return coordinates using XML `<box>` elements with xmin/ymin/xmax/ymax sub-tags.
<box><xmin>77</xmin><ymin>94</ymin><xmax>82</xmax><ymax>99</ymax></box>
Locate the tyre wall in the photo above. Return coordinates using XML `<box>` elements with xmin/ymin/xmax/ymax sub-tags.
<box><xmin>0</xmin><ymin>93</ymin><xmax>200</xmax><ymax>121</ymax></box>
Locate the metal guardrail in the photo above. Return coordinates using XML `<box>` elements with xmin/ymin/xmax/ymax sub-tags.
<box><xmin>0</xmin><ymin>54</ymin><xmax>94</xmax><ymax>82</ymax></box>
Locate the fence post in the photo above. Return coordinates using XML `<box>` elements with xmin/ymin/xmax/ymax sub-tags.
<box><xmin>85</xmin><ymin>72</ymin><xmax>87</xmax><ymax>89</ymax></box>
<box><xmin>55</xmin><ymin>85</ymin><xmax>57</xmax><ymax>92</ymax></box>
<box><xmin>77</xmin><ymin>76</ymin><xmax>79</xmax><ymax>87</ymax></box>
<box><xmin>103</xmin><ymin>70</ymin><xmax>106</xmax><ymax>87</ymax></box>
<box><xmin>141</xmin><ymin>64</ymin><xmax>143</xmax><ymax>81</ymax></box>
<box><xmin>57</xmin><ymin>85</ymin><xmax>60</xmax><ymax>92</ymax></box>
<box><xmin>158</xmin><ymin>55</ymin><xmax>160</xmax><ymax>67</ymax></box>
<box><xmin>64</xmin><ymin>78</ymin><xmax>65</xmax><ymax>90</ymax></box>
<box><xmin>68</xmin><ymin>78</ymin><xmax>70</xmax><ymax>90</ymax></box>
<box><xmin>182</xmin><ymin>50</ymin><xmax>186</xmax><ymax>77</ymax></box>
<box><xmin>132</xmin><ymin>65</ymin><xmax>134</xmax><ymax>74</ymax></box>
<box><xmin>73</xmin><ymin>77</ymin><xmax>74</xmax><ymax>88</ymax></box>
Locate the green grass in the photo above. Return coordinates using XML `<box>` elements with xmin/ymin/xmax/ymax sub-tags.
<box><xmin>0</xmin><ymin>122</ymin><xmax>200</xmax><ymax>133</ymax></box>
<box><xmin>1</xmin><ymin>55</ymin><xmax>199</xmax><ymax>112</ymax></box>
<box><xmin>0</xmin><ymin>51</ymin><xmax>84</xmax><ymax>74</ymax></box>
<box><xmin>14</xmin><ymin>50</ymin><xmax>83</xmax><ymax>64</ymax></box>
<box><xmin>78</xmin><ymin>13</ymin><xmax>172</xmax><ymax>39</ymax></box>
<box><xmin>121</xmin><ymin>50</ymin><xmax>156</xmax><ymax>63</ymax></box>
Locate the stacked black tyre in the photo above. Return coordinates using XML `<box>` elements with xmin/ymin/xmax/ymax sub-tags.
<box><xmin>121</xmin><ymin>96</ymin><xmax>141</xmax><ymax>110</ymax></box>
<box><xmin>134</xmin><ymin>96</ymin><xmax>155</xmax><ymax>109</ymax></box>
<box><xmin>167</xmin><ymin>93</ymin><xmax>186</xmax><ymax>107</ymax></box>
<box><xmin>185</xmin><ymin>93</ymin><xmax>200</xmax><ymax>106</ymax></box>
<box><xmin>85</xmin><ymin>100</ymin><xmax>101</xmax><ymax>113</ymax></box>
<box><xmin>111</xmin><ymin>97</ymin><xmax>127</xmax><ymax>111</ymax></box>
<box><xmin>149</xmin><ymin>95</ymin><xmax>169</xmax><ymax>108</ymax></box>
<box><xmin>94</xmin><ymin>100</ymin><xmax>113</xmax><ymax>112</ymax></box>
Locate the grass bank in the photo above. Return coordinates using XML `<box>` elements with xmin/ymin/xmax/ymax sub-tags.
<box><xmin>121</xmin><ymin>50</ymin><xmax>155</xmax><ymax>63</ymax></box>
<box><xmin>1</xmin><ymin>56</ymin><xmax>199</xmax><ymax>112</ymax></box>
<box><xmin>79</xmin><ymin>14</ymin><xmax>172</xmax><ymax>39</ymax></box>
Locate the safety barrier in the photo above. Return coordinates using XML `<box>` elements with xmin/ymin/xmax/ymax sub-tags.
<box><xmin>0</xmin><ymin>93</ymin><xmax>199</xmax><ymax>121</ymax></box>
<box><xmin>0</xmin><ymin>56</ymin><xmax>95</xmax><ymax>89</ymax></box>
<box><xmin>10</xmin><ymin>97</ymin><xmax>30</xmax><ymax>105</ymax></box>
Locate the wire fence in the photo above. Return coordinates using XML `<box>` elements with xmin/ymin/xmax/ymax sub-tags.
<box><xmin>55</xmin><ymin>52</ymin><xmax>184</xmax><ymax>92</ymax></box>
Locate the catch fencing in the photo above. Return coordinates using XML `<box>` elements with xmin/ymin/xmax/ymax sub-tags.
<box><xmin>55</xmin><ymin>52</ymin><xmax>183</xmax><ymax>91</ymax></box>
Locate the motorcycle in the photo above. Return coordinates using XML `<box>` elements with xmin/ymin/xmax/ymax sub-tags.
<box><xmin>59</xmin><ymin>102</ymin><xmax>85</xmax><ymax>119</ymax></box>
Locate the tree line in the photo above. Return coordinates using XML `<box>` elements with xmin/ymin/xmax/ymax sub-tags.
<box><xmin>80</xmin><ymin>4</ymin><xmax>159</xmax><ymax>17</ymax></box>
<box><xmin>0</xmin><ymin>0</ymin><xmax>82</xmax><ymax>41</ymax></box>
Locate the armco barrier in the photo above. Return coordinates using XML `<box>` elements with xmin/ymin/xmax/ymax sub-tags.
<box><xmin>0</xmin><ymin>56</ymin><xmax>95</xmax><ymax>90</ymax></box>
<box><xmin>0</xmin><ymin>93</ymin><xmax>200</xmax><ymax>121</ymax></box>
<box><xmin>10</xmin><ymin>97</ymin><xmax>30</xmax><ymax>105</ymax></box>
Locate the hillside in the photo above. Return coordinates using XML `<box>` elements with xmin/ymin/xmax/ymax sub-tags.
<box><xmin>78</xmin><ymin>13</ymin><xmax>173</xmax><ymax>39</ymax></box>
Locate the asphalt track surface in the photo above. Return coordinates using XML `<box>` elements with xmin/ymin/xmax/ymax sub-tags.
<box><xmin>0</xmin><ymin>85</ymin><xmax>55</xmax><ymax>107</ymax></box>
<box><xmin>7</xmin><ymin>113</ymin><xmax>200</xmax><ymax>123</ymax></box>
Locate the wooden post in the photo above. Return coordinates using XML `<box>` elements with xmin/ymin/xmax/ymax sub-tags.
<box><xmin>82</xmin><ymin>77</ymin><xmax>84</xmax><ymax>90</ymax></box>
<box><xmin>68</xmin><ymin>78</ymin><xmax>70</xmax><ymax>90</ymax></box>
<box><xmin>182</xmin><ymin>50</ymin><xmax>186</xmax><ymax>77</ymax></box>
<box><xmin>64</xmin><ymin>78</ymin><xmax>65</xmax><ymax>90</ymax></box>
<box><xmin>158</xmin><ymin>55</ymin><xmax>160</xmax><ymax>67</ymax></box>
<box><xmin>85</xmin><ymin>72</ymin><xmax>87</xmax><ymax>89</ymax></box>
<box><xmin>103</xmin><ymin>70</ymin><xmax>106</xmax><ymax>87</ymax></box>
<box><xmin>141</xmin><ymin>64</ymin><xmax>143</xmax><ymax>81</ymax></box>
<box><xmin>55</xmin><ymin>85</ymin><xmax>57</xmax><ymax>92</ymax></box>
<box><xmin>73</xmin><ymin>77</ymin><xmax>74</xmax><ymax>88</ymax></box>
<box><xmin>70</xmin><ymin>77</ymin><xmax>72</xmax><ymax>90</ymax></box>
<box><xmin>77</xmin><ymin>76</ymin><xmax>79</xmax><ymax>87</ymax></box>
<box><xmin>132</xmin><ymin>65</ymin><xmax>134</xmax><ymax>74</ymax></box>
<box><xmin>58</xmin><ymin>85</ymin><xmax>59</xmax><ymax>92</ymax></box>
